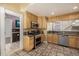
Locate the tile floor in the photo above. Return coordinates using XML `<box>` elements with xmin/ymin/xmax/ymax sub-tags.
<box><xmin>6</xmin><ymin>41</ymin><xmax>20</xmax><ymax>54</ymax></box>
<box><xmin>11</xmin><ymin>43</ymin><xmax>79</xmax><ymax>56</ymax></box>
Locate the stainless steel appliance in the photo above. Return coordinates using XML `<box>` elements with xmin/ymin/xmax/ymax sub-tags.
<box><xmin>31</xmin><ymin>21</ymin><xmax>38</xmax><ymax>29</ymax></box>
<box><xmin>59</xmin><ymin>35</ymin><xmax>69</xmax><ymax>46</ymax></box>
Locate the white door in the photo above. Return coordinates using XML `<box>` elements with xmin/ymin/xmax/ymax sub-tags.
<box><xmin>5</xmin><ymin>17</ymin><xmax>12</xmax><ymax>55</ymax></box>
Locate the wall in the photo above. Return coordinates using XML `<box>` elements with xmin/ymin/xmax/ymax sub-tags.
<box><xmin>48</xmin><ymin>12</ymin><xmax>79</xmax><ymax>22</ymax></box>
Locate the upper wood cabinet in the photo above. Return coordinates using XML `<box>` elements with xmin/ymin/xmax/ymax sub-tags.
<box><xmin>38</xmin><ymin>16</ymin><xmax>47</xmax><ymax>29</ymax></box>
<box><xmin>48</xmin><ymin>12</ymin><xmax>79</xmax><ymax>21</ymax></box>
<box><xmin>23</xmin><ymin>13</ymin><xmax>26</xmax><ymax>29</ymax></box>
<box><xmin>23</xmin><ymin>11</ymin><xmax>38</xmax><ymax>29</ymax></box>
<box><xmin>38</xmin><ymin>16</ymin><xmax>43</xmax><ymax>29</ymax></box>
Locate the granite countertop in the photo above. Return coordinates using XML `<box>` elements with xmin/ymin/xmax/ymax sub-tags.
<box><xmin>47</xmin><ymin>30</ymin><xmax>79</xmax><ymax>36</ymax></box>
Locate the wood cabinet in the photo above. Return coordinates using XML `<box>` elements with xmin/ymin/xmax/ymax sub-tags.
<box><xmin>38</xmin><ymin>16</ymin><xmax>47</xmax><ymax>29</ymax></box>
<box><xmin>47</xmin><ymin>34</ymin><xmax>53</xmax><ymax>43</ymax></box>
<box><xmin>23</xmin><ymin>36</ymin><xmax>34</xmax><ymax>51</ymax></box>
<box><xmin>52</xmin><ymin>34</ymin><xmax>59</xmax><ymax>44</ymax></box>
<box><xmin>76</xmin><ymin>37</ymin><xmax>79</xmax><ymax>48</ymax></box>
<box><xmin>23</xmin><ymin>12</ymin><xmax>38</xmax><ymax>29</ymax></box>
<box><xmin>48</xmin><ymin>12</ymin><xmax>79</xmax><ymax>21</ymax></box>
<box><xmin>23</xmin><ymin>12</ymin><xmax>27</xmax><ymax>29</ymax></box>
<box><xmin>47</xmin><ymin>34</ymin><xmax>59</xmax><ymax>44</ymax></box>
<box><xmin>41</xmin><ymin>34</ymin><xmax>46</xmax><ymax>42</ymax></box>
<box><xmin>69</xmin><ymin>36</ymin><xmax>77</xmax><ymax>48</ymax></box>
<box><xmin>38</xmin><ymin>16</ymin><xmax>43</xmax><ymax>29</ymax></box>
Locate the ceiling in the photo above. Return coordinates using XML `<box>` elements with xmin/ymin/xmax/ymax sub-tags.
<box><xmin>26</xmin><ymin>3</ymin><xmax>79</xmax><ymax>16</ymax></box>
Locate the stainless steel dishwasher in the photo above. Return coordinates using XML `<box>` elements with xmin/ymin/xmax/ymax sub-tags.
<box><xmin>59</xmin><ymin>35</ymin><xmax>69</xmax><ymax>46</ymax></box>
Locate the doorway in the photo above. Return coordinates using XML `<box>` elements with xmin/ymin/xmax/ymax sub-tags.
<box><xmin>0</xmin><ymin>7</ymin><xmax>23</xmax><ymax>56</ymax></box>
<box><xmin>5</xmin><ymin>13</ymin><xmax>21</xmax><ymax>55</ymax></box>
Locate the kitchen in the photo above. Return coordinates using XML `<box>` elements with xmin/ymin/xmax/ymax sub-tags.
<box><xmin>0</xmin><ymin>3</ymin><xmax>79</xmax><ymax>56</ymax></box>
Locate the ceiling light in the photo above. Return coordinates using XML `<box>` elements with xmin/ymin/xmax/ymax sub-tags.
<box><xmin>51</xmin><ymin>12</ymin><xmax>55</xmax><ymax>15</ymax></box>
<box><xmin>73</xmin><ymin>6</ymin><xmax>78</xmax><ymax>10</ymax></box>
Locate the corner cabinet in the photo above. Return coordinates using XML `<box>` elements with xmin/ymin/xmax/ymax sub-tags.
<box><xmin>23</xmin><ymin>36</ymin><xmax>34</xmax><ymax>51</ymax></box>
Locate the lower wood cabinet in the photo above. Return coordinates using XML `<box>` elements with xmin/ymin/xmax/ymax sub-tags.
<box><xmin>69</xmin><ymin>36</ymin><xmax>77</xmax><ymax>48</ymax></box>
<box><xmin>52</xmin><ymin>34</ymin><xmax>59</xmax><ymax>44</ymax></box>
<box><xmin>47</xmin><ymin>34</ymin><xmax>59</xmax><ymax>44</ymax></box>
<box><xmin>23</xmin><ymin>36</ymin><xmax>34</xmax><ymax>52</ymax></box>
<box><xmin>47</xmin><ymin>34</ymin><xmax>79</xmax><ymax>49</ymax></box>
<box><xmin>47</xmin><ymin>34</ymin><xmax>53</xmax><ymax>43</ymax></box>
<box><xmin>76</xmin><ymin>37</ymin><xmax>79</xmax><ymax>48</ymax></box>
<box><xmin>41</xmin><ymin>34</ymin><xmax>46</xmax><ymax>42</ymax></box>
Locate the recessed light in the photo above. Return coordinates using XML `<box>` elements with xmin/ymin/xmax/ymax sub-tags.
<box><xmin>51</xmin><ymin>12</ymin><xmax>55</xmax><ymax>15</ymax></box>
<box><xmin>73</xmin><ymin>6</ymin><xmax>78</xmax><ymax>10</ymax></box>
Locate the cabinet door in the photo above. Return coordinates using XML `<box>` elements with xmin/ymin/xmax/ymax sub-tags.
<box><xmin>76</xmin><ymin>37</ymin><xmax>79</xmax><ymax>48</ymax></box>
<box><xmin>69</xmin><ymin>36</ymin><xmax>77</xmax><ymax>48</ymax></box>
<box><xmin>42</xmin><ymin>17</ymin><xmax>47</xmax><ymax>29</ymax></box>
<box><xmin>38</xmin><ymin>17</ymin><xmax>43</xmax><ymax>29</ymax></box>
<box><xmin>38</xmin><ymin>16</ymin><xmax>47</xmax><ymax>29</ymax></box>
<box><xmin>23</xmin><ymin>36</ymin><xmax>29</xmax><ymax>50</ymax></box>
<box><xmin>41</xmin><ymin>34</ymin><xmax>46</xmax><ymax>42</ymax></box>
<box><xmin>23</xmin><ymin>36</ymin><xmax>34</xmax><ymax>51</ymax></box>
<box><xmin>47</xmin><ymin>34</ymin><xmax>53</xmax><ymax>43</ymax></box>
<box><xmin>52</xmin><ymin>34</ymin><xmax>59</xmax><ymax>44</ymax></box>
<box><xmin>23</xmin><ymin>13</ymin><xmax>27</xmax><ymax>29</ymax></box>
<box><xmin>29</xmin><ymin>37</ymin><xmax>34</xmax><ymax>50</ymax></box>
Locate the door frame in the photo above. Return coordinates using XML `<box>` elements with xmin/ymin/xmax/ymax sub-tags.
<box><xmin>0</xmin><ymin>7</ymin><xmax>23</xmax><ymax>56</ymax></box>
